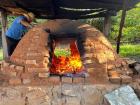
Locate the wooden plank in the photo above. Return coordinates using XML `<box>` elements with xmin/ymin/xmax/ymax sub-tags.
<box><xmin>0</xmin><ymin>11</ymin><xmax>8</xmax><ymax>58</ymax></box>
<box><xmin>103</xmin><ymin>15</ymin><xmax>111</xmax><ymax>37</ymax></box>
<box><xmin>116</xmin><ymin>0</ymin><xmax>127</xmax><ymax>54</ymax></box>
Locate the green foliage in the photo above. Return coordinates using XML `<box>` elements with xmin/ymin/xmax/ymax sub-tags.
<box><xmin>81</xmin><ymin>18</ymin><xmax>104</xmax><ymax>31</ymax></box>
<box><xmin>54</xmin><ymin>49</ymin><xmax>71</xmax><ymax>57</ymax></box>
<box><xmin>110</xmin><ymin>3</ymin><xmax>140</xmax><ymax>42</ymax></box>
<box><xmin>0</xmin><ymin>49</ymin><xmax>3</xmax><ymax>61</ymax></box>
<box><xmin>7</xmin><ymin>16</ymin><xmax>16</xmax><ymax>27</ymax></box>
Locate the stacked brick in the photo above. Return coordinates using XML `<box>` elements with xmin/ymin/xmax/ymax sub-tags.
<box><xmin>0</xmin><ymin>19</ymin><xmax>133</xmax><ymax>85</ymax></box>
<box><xmin>1</xmin><ymin>61</ymin><xmax>24</xmax><ymax>85</ymax></box>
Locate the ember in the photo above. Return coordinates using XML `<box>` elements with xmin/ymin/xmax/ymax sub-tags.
<box><xmin>50</xmin><ymin>39</ymin><xmax>84</xmax><ymax>75</ymax></box>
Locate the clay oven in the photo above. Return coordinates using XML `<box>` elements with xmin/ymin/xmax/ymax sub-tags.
<box><xmin>1</xmin><ymin>20</ymin><xmax>132</xmax><ymax>85</ymax></box>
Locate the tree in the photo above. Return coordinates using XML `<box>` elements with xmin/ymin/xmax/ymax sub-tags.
<box><xmin>110</xmin><ymin>3</ymin><xmax>140</xmax><ymax>42</ymax></box>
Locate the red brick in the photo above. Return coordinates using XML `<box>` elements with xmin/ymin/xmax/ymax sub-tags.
<box><xmin>107</xmin><ymin>64</ymin><xmax>115</xmax><ymax>70</ymax></box>
<box><xmin>28</xmin><ymin>68</ymin><xmax>49</xmax><ymax>73</ymax></box>
<box><xmin>43</xmin><ymin>57</ymin><xmax>49</xmax><ymax>63</ymax></box>
<box><xmin>83</xmin><ymin>59</ymin><xmax>92</xmax><ymax>64</ymax></box>
<box><xmin>22</xmin><ymin>78</ymin><xmax>31</xmax><ymax>84</ymax></box>
<box><xmin>9</xmin><ymin>64</ymin><xmax>15</xmax><ymax>69</ymax></box>
<box><xmin>73</xmin><ymin>77</ymin><xmax>84</xmax><ymax>83</ymax></box>
<box><xmin>3</xmin><ymin>62</ymin><xmax>10</xmax><ymax>67</ymax></box>
<box><xmin>108</xmin><ymin>71</ymin><xmax>120</xmax><ymax>77</ymax></box>
<box><xmin>38</xmin><ymin>72</ymin><xmax>50</xmax><ymax>78</ymax></box>
<box><xmin>15</xmin><ymin>66</ymin><xmax>24</xmax><ymax>71</ymax></box>
<box><xmin>26</xmin><ymin>60</ymin><xmax>37</xmax><ymax>65</ymax></box>
<box><xmin>21</xmin><ymin>73</ymin><xmax>33</xmax><ymax>79</ymax></box>
<box><xmin>109</xmin><ymin>76</ymin><xmax>121</xmax><ymax>84</ymax></box>
<box><xmin>115</xmin><ymin>63</ymin><xmax>122</xmax><ymax>68</ymax></box>
<box><xmin>87</xmin><ymin>68</ymin><xmax>94</xmax><ymax>73</ymax></box>
<box><xmin>48</xmin><ymin>76</ymin><xmax>60</xmax><ymax>84</ymax></box>
<box><xmin>84</xmin><ymin>46</ymin><xmax>91</xmax><ymax>52</ymax></box>
<box><xmin>121</xmin><ymin>61</ymin><xmax>127</xmax><ymax>66</ymax></box>
<box><xmin>82</xmin><ymin>53</ymin><xmax>93</xmax><ymax>58</ymax></box>
<box><xmin>121</xmin><ymin>75</ymin><xmax>132</xmax><ymax>84</ymax></box>
<box><xmin>9</xmin><ymin>71</ymin><xmax>17</xmax><ymax>77</ymax></box>
<box><xmin>27</xmin><ymin>47</ymin><xmax>38</xmax><ymax>51</ymax></box>
<box><xmin>43</xmin><ymin>52</ymin><xmax>50</xmax><ymax>57</ymax></box>
<box><xmin>61</xmin><ymin>77</ymin><xmax>72</xmax><ymax>83</ymax></box>
<box><xmin>9</xmin><ymin>78</ymin><xmax>22</xmax><ymax>85</ymax></box>
<box><xmin>33</xmin><ymin>35</ymin><xmax>40</xmax><ymax>39</ymax></box>
<box><xmin>126</xmin><ymin>70</ymin><xmax>133</xmax><ymax>76</ymax></box>
<box><xmin>26</xmin><ymin>53</ymin><xmax>42</xmax><ymax>56</ymax></box>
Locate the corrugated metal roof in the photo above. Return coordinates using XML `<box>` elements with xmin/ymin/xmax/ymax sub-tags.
<box><xmin>0</xmin><ymin>0</ymin><xmax>139</xmax><ymax>19</ymax></box>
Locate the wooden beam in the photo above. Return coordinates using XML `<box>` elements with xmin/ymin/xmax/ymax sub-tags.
<box><xmin>103</xmin><ymin>15</ymin><xmax>111</xmax><ymax>37</ymax></box>
<box><xmin>116</xmin><ymin>0</ymin><xmax>127</xmax><ymax>54</ymax></box>
<box><xmin>0</xmin><ymin>11</ymin><xmax>8</xmax><ymax>58</ymax></box>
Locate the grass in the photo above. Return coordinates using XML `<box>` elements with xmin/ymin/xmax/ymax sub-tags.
<box><xmin>113</xmin><ymin>44</ymin><xmax>140</xmax><ymax>58</ymax></box>
<box><xmin>0</xmin><ymin>49</ymin><xmax>3</xmax><ymax>61</ymax></box>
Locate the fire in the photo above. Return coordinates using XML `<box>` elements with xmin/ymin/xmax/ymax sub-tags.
<box><xmin>50</xmin><ymin>39</ymin><xmax>83</xmax><ymax>75</ymax></box>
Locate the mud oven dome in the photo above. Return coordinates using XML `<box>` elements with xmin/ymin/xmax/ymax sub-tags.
<box><xmin>1</xmin><ymin>20</ymin><xmax>133</xmax><ymax>85</ymax></box>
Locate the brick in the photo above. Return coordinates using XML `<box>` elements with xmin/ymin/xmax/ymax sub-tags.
<box><xmin>109</xmin><ymin>76</ymin><xmax>121</xmax><ymax>84</ymax></box>
<box><xmin>108</xmin><ymin>71</ymin><xmax>120</xmax><ymax>77</ymax></box>
<box><xmin>22</xmin><ymin>79</ymin><xmax>31</xmax><ymax>84</ymax></box>
<box><xmin>107</xmin><ymin>64</ymin><xmax>115</xmax><ymax>70</ymax></box>
<box><xmin>43</xmin><ymin>57</ymin><xmax>49</xmax><ymax>63</ymax></box>
<box><xmin>126</xmin><ymin>70</ymin><xmax>133</xmax><ymax>76</ymax></box>
<box><xmin>61</xmin><ymin>77</ymin><xmax>72</xmax><ymax>83</ymax></box>
<box><xmin>38</xmin><ymin>72</ymin><xmax>50</xmax><ymax>78</ymax></box>
<box><xmin>114</xmin><ymin>68</ymin><xmax>123</xmax><ymax>74</ymax></box>
<box><xmin>84</xmin><ymin>46</ymin><xmax>91</xmax><ymax>52</ymax></box>
<box><xmin>115</xmin><ymin>63</ymin><xmax>122</xmax><ymax>68</ymax></box>
<box><xmin>21</xmin><ymin>73</ymin><xmax>33</xmax><ymax>79</ymax></box>
<box><xmin>9</xmin><ymin>78</ymin><xmax>22</xmax><ymax>85</ymax></box>
<box><xmin>27</xmin><ymin>53</ymin><xmax>42</xmax><ymax>56</ymax></box>
<box><xmin>73</xmin><ymin>77</ymin><xmax>84</xmax><ymax>83</ymax></box>
<box><xmin>3</xmin><ymin>62</ymin><xmax>10</xmax><ymax>67</ymax></box>
<box><xmin>43</xmin><ymin>52</ymin><xmax>50</xmax><ymax>57</ymax></box>
<box><xmin>48</xmin><ymin>76</ymin><xmax>60</xmax><ymax>84</ymax></box>
<box><xmin>121</xmin><ymin>75</ymin><xmax>132</xmax><ymax>84</ymax></box>
<box><xmin>26</xmin><ymin>60</ymin><xmax>37</xmax><ymax>65</ymax></box>
<box><xmin>98</xmin><ymin>57</ymin><xmax>106</xmax><ymax>64</ymax></box>
<box><xmin>9</xmin><ymin>64</ymin><xmax>15</xmax><ymax>69</ymax></box>
<box><xmin>97</xmin><ymin>53</ymin><xmax>106</xmax><ymax>63</ymax></box>
<box><xmin>82</xmin><ymin>53</ymin><xmax>93</xmax><ymax>58</ymax></box>
<box><xmin>45</xmin><ymin>47</ymin><xmax>52</xmax><ymax>52</ymax></box>
<box><xmin>87</xmin><ymin>68</ymin><xmax>94</xmax><ymax>73</ymax></box>
<box><xmin>83</xmin><ymin>59</ymin><xmax>92</xmax><ymax>64</ymax></box>
<box><xmin>9</xmin><ymin>71</ymin><xmax>17</xmax><ymax>77</ymax></box>
<box><xmin>121</xmin><ymin>61</ymin><xmax>127</xmax><ymax>66</ymax></box>
<box><xmin>28</xmin><ymin>68</ymin><xmax>49</xmax><ymax>73</ymax></box>
<box><xmin>33</xmin><ymin>35</ymin><xmax>40</xmax><ymax>39</ymax></box>
<box><xmin>15</xmin><ymin>66</ymin><xmax>24</xmax><ymax>71</ymax></box>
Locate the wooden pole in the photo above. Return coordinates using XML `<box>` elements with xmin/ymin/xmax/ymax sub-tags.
<box><xmin>116</xmin><ymin>0</ymin><xmax>127</xmax><ymax>54</ymax></box>
<box><xmin>0</xmin><ymin>11</ymin><xmax>8</xmax><ymax>58</ymax></box>
<box><xmin>103</xmin><ymin>15</ymin><xmax>111</xmax><ymax>37</ymax></box>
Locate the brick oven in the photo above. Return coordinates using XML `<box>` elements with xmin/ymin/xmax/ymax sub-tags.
<box><xmin>1</xmin><ymin>19</ymin><xmax>133</xmax><ymax>85</ymax></box>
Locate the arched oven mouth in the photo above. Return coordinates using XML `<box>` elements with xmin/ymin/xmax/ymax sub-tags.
<box><xmin>48</xmin><ymin>33</ymin><xmax>88</xmax><ymax>78</ymax></box>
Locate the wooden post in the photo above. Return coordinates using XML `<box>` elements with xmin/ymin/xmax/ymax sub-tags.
<box><xmin>0</xmin><ymin>11</ymin><xmax>8</xmax><ymax>58</ymax></box>
<box><xmin>103</xmin><ymin>15</ymin><xmax>111</xmax><ymax>37</ymax></box>
<box><xmin>116</xmin><ymin>0</ymin><xmax>127</xmax><ymax>54</ymax></box>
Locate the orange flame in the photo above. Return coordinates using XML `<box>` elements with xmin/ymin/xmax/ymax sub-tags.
<box><xmin>50</xmin><ymin>40</ymin><xmax>83</xmax><ymax>75</ymax></box>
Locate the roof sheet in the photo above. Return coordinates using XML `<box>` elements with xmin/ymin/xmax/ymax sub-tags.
<box><xmin>0</xmin><ymin>0</ymin><xmax>139</xmax><ymax>19</ymax></box>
